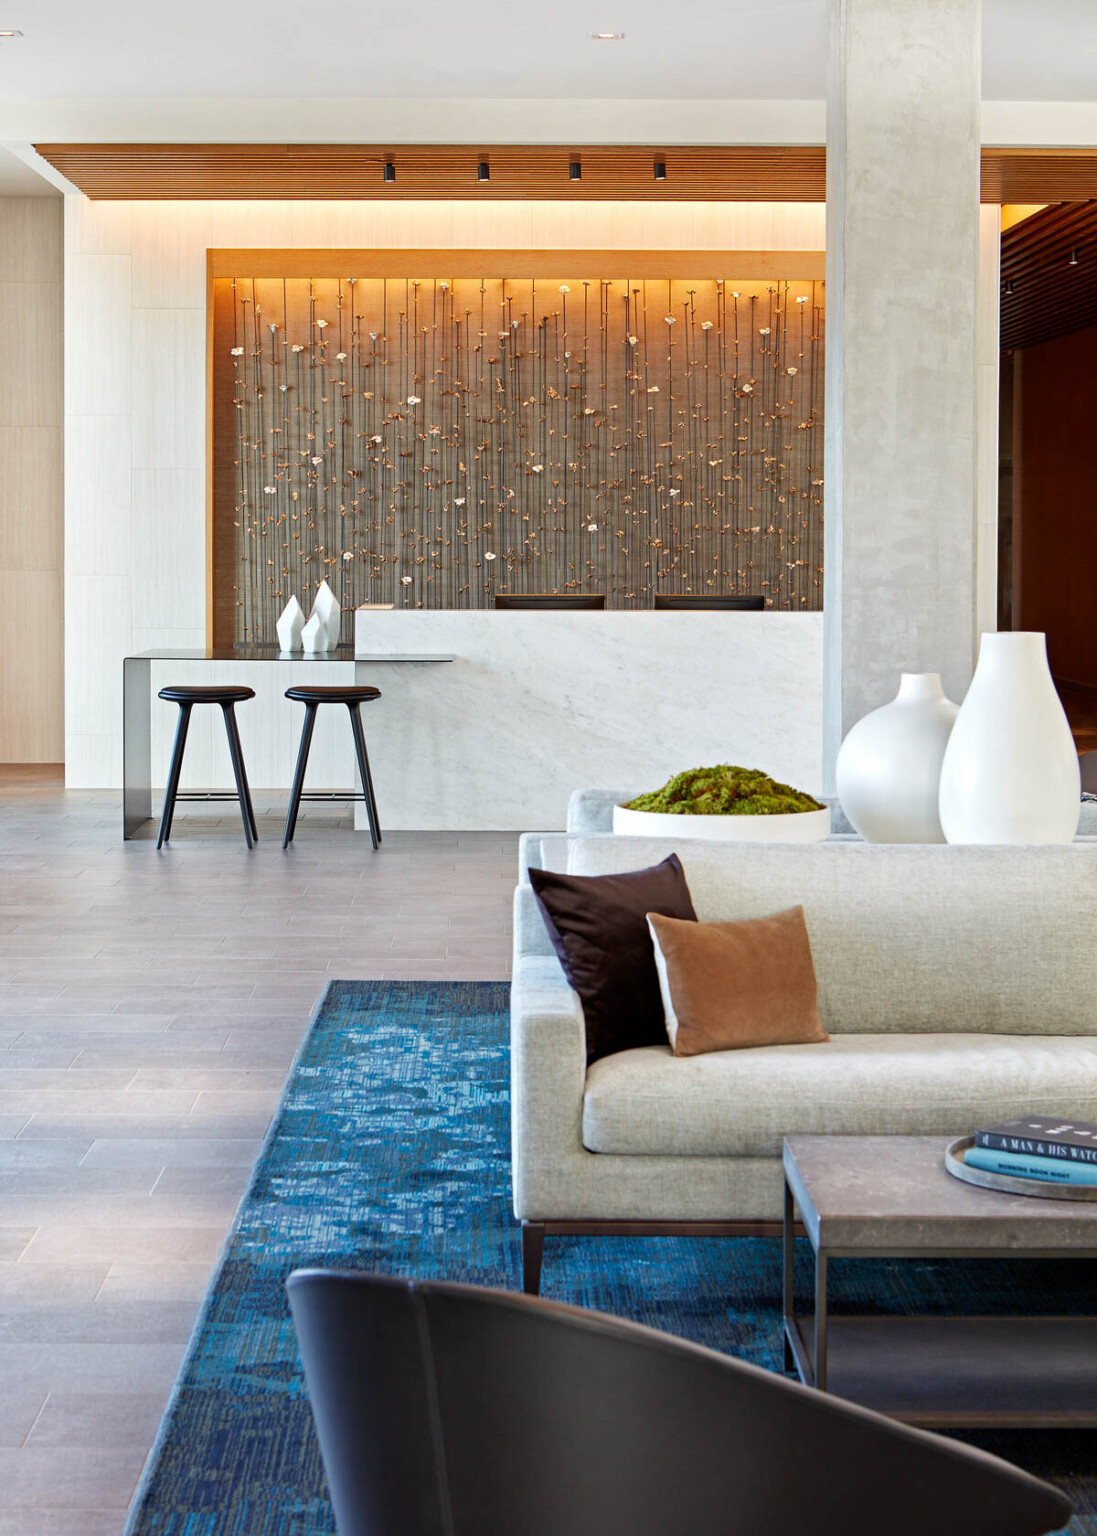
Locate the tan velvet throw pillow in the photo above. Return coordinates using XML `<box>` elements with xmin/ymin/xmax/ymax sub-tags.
<box><xmin>646</xmin><ymin>906</ymin><xmax>829</xmax><ymax>1056</ymax></box>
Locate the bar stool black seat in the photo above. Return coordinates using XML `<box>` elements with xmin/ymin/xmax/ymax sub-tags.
<box><xmin>156</xmin><ymin>685</ymin><xmax>258</xmax><ymax>850</ymax></box>
<box><xmin>283</xmin><ymin>685</ymin><xmax>383</xmax><ymax>850</ymax></box>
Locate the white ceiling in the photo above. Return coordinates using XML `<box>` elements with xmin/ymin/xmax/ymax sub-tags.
<box><xmin>0</xmin><ymin>146</ymin><xmax>58</xmax><ymax>193</ymax></box>
<box><xmin>0</xmin><ymin>0</ymin><xmax>1092</xmax><ymax>105</ymax></box>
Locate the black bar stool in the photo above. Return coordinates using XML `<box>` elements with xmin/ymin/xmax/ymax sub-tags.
<box><xmin>156</xmin><ymin>685</ymin><xmax>258</xmax><ymax>849</ymax></box>
<box><xmin>282</xmin><ymin>685</ymin><xmax>383</xmax><ymax>849</ymax></box>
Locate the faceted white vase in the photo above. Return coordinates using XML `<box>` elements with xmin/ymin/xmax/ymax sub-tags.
<box><xmin>938</xmin><ymin>632</ymin><xmax>1080</xmax><ymax>845</ymax></box>
<box><xmin>310</xmin><ymin>580</ymin><xmax>341</xmax><ymax>649</ymax></box>
<box><xmin>276</xmin><ymin>595</ymin><xmax>306</xmax><ymax>652</ymax></box>
<box><xmin>300</xmin><ymin>611</ymin><xmax>329</xmax><ymax>653</ymax></box>
<box><xmin>835</xmin><ymin>673</ymin><xmax>959</xmax><ymax>843</ymax></box>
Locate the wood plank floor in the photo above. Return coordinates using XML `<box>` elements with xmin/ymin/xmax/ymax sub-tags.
<box><xmin>0</xmin><ymin>768</ymin><xmax>516</xmax><ymax>1535</ymax></box>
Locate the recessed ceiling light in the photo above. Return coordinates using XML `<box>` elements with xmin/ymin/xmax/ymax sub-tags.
<box><xmin>590</xmin><ymin>31</ymin><xmax>625</xmax><ymax>40</ymax></box>
<box><xmin>0</xmin><ymin>29</ymin><xmax>23</xmax><ymax>37</ymax></box>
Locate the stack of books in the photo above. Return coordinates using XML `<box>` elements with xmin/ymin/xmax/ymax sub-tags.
<box><xmin>965</xmin><ymin>1118</ymin><xmax>1097</xmax><ymax>1186</ymax></box>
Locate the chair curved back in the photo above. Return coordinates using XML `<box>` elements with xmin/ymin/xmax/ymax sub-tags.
<box><xmin>286</xmin><ymin>1270</ymin><xmax>1069</xmax><ymax>1536</ymax></box>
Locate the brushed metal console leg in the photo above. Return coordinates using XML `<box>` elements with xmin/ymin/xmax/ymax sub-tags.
<box><xmin>783</xmin><ymin>1178</ymin><xmax>796</xmax><ymax>1373</ymax></box>
<box><xmin>814</xmin><ymin>1249</ymin><xmax>829</xmax><ymax>1393</ymax></box>
<box><xmin>123</xmin><ymin>656</ymin><xmax>152</xmax><ymax>839</ymax></box>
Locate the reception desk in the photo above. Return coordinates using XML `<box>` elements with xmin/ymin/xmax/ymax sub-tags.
<box><xmin>353</xmin><ymin>609</ymin><xmax>823</xmax><ymax>831</ymax></box>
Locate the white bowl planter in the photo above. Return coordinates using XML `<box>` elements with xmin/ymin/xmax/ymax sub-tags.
<box><xmin>612</xmin><ymin>803</ymin><xmax>831</xmax><ymax>842</ymax></box>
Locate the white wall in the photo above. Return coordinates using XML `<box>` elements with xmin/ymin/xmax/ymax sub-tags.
<box><xmin>63</xmin><ymin>196</ymin><xmax>826</xmax><ymax>789</ymax></box>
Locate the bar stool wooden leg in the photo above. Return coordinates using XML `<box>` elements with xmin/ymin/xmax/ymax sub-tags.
<box><xmin>348</xmin><ymin>703</ymin><xmax>382</xmax><ymax>848</ymax></box>
<box><xmin>157</xmin><ymin>702</ymin><xmax>192</xmax><ymax>848</ymax></box>
<box><xmin>222</xmin><ymin>704</ymin><xmax>259</xmax><ymax>842</ymax></box>
<box><xmin>283</xmin><ymin>702</ymin><xmax>318</xmax><ymax>848</ymax></box>
<box><xmin>221</xmin><ymin>704</ymin><xmax>257</xmax><ymax>849</ymax></box>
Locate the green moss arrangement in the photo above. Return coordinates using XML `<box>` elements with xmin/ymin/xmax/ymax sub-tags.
<box><xmin>625</xmin><ymin>765</ymin><xmax>824</xmax><ymax>817</ymax></box>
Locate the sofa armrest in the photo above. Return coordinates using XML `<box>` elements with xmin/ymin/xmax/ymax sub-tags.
<box><xmin>513</xmin><ymin>883</ymin><xmax>557</xmax><ymax>958</ymax></box>
<box><xmin>566</xmin><ymin>787</ymin><xmax>637</xmax><ymax>833</ymax></box>
<box><xmin>518</xmin><ymin>833</ymin><xmax>575</xmax><ymax>882</ymax></box>
<box><xmin>510</xmin><ymin>953</ymin><xmax>587</xmax><ymax>1220</ymax></box>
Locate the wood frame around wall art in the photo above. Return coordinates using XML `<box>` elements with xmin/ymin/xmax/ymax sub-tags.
<box><xmin>204</xmin><ymin>246</ymin><xmax>826</xmax><ymax>647</ymax></box>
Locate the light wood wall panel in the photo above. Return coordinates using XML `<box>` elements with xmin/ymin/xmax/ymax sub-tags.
<box><xmin>0</xmin><ymin>198</ymin><xmax>64</xmax><ymax>763</ymax></box>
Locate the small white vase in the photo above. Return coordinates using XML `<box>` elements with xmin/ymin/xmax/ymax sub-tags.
<box><xmin>835</xmin><ymin>673</ymin><xmax>959</xmax><ymax>843</ymax></box>
<box><xmin>938</xmin><ymin>632</ymin><xmax>1080</xmax><ymax>845</ymax></box>
<box><xmin>276</xmin><ymin>595</ymin><xmax>306</xmax><ymax>652</ymax></box>
<box><xmin>301</xmin><ymin>611</ymin><xmax>329</xmax><ymax>654</ymax></box>
<box><xmin>311</xmin><ymin>580</ymin><xmax>341</xmax><ymax>649</ymax></box>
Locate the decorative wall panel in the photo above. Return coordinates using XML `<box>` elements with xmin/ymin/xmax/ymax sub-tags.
<box><xmin>214</xmin><ymin>273</ymin><xmax>824</xmax><ymax>638</ymax></box>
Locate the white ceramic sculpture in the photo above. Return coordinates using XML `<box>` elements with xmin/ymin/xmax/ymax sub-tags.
<box><xmin>311</xmin><ymin>580</ymin><xmax>341</xmax><ymax>649</ymax></box>
<box><xmin>938</xmin><ymin>632</ymin><xmax>1080</xmax><ymax>845</ymax></box>
<box><xmin>301</xmin><ymin>611</ymin><xmax>328</xmax><ymax>653</ymax></box>
<box><xmin>276</xmin><ymin>595</ymin><xmax>306</xmax><ymax>652</ymax></box>
<box><xmin>835</xmin><ymin>673</ymin><xmax>959</xmax><ymax>843</ymax></box>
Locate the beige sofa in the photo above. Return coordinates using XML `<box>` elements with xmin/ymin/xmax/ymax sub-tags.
<box><xmin>511</xmin><ymin>837</ymin><xmax>1097</xmax><ymax>1292</ymax></box>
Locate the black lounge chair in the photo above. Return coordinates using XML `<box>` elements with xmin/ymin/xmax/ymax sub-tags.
<box><xmin>287</xmin><ymin>1270</ymin><xmax>1070</xmax><ymax>1536</ymax></box>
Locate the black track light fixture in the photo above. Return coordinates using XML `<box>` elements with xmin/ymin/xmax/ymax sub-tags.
<box><xmin>383</xmin><ymin>162</ymin><xmax>396</xmax><ymax>183</ymax></box>
<box><xmin>477</xmin><ymin>160</ymin><xmax>490</xmax><ymax>182</ymax></box>
<box><xmin>653</xmin><ymin>159</ymin><xmax>667</xmax><ymax>181</ymax></box>
<box><xmin>1070</xmin><ymin>248</ymin><xmax>1079</xmax><ymax>266</ymax></box>
<box><xmin>1004</xmin><ymin>278</ymin><xmax>1014</xmax><ymax>296</ymax></box>
<box><xmin>569</xmin><ymin>160</ymin><xmax>582</xmax><ymax>181</ymax></box>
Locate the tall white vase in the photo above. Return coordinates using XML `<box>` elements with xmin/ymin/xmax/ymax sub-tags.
<box><xmin>835</xmin><ymin>673</ymin><xmax>959</xmax><ymax>843</ymax></box>
<box><xmin>938</xmin><ymin>632</ymin><xmax>1080</xmax><ymax>845</ymax></box>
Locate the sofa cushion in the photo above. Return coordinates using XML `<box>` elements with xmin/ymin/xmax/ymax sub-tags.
<box><xmin>648</xmin><ymin>906</ymin><xmax>828</xmax><ymax>1054</ymax></box>
<box><xmin>567</xmin><ymin>839</ymin><xmax>1097</xmax><ymax>1036</ymax></box>
<box><xmin>581</xmin><ymin>1033</ymin><xmax>1097</xmax><ymax>1157</ymax></box>
<box><xmin>529</xmin><ymin>854</ymin><xmax>698</xmax><ymax>1064</ymax></box>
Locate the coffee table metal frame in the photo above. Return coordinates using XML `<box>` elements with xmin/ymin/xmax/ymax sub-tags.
<box><xmin>781</xmin><ymin>1136</ymin><xmax>1097</xmax><ymax>1428</ymax></box>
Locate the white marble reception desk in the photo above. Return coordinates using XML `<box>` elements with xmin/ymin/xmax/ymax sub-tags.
<box><xmin>353</xmin><ymin>609</ymin><xmax>823</xmax><ymax>831</ymax></box>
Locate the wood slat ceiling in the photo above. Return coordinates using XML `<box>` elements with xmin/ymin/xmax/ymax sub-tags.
<box><xmin>33</xmin><ymin>143</ymin><xmax>828</xmax><ymax>201</ymax></box>
<box><xmin>1000</xmin><ymin>201</ymin><xmax>1097</xmax><ymax>351</ymax></box>
<box><xmin>36</xmin><ymin>142</ymin><xmax>1097</xmax><ymax>206</ymax></box>
<box><xmin>981</xmin><ymin>149</ymin><xmax>1097</xmax><ymax>204</ymax></box>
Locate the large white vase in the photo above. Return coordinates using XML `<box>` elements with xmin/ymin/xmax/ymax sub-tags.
<box><xmin>835</xmin><ymin>673</ymin><xmax>959</xmax><ymax>843</ymax></box>
<box><xmin>938</xmin><ymin>632</ymin><xmax>1080</xmax><ymax>845</ymax></box>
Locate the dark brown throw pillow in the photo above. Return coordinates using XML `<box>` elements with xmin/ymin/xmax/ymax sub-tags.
<box><xmin>529</xmin><ymin>854</ymin><xmax>698</xmax><ymax>1063</ymax></box>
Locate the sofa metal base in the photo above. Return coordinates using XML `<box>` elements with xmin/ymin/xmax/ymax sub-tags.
<box><xmin>520</xmin><ymin>1218</ymin><xmax>788</xmax><ymax>1295</ymax></box>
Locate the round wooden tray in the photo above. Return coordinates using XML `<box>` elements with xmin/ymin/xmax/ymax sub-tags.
<box><xmin>946</xmin><ymin>1136</ymin><xmax>1097</xmax><ymax>1202</ymax></box>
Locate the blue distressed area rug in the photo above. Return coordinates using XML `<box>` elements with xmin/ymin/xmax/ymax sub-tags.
<box><xmin>126</xmin><ymin>979</ymin><xmax>1096</xmax><ymax>1535</ymax></box>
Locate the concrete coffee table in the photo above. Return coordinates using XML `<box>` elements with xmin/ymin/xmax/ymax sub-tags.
<box><xmin>783</xmin><ymin>1134</ymin><xmax>1097</xmax><ymax>1427</ymax></box>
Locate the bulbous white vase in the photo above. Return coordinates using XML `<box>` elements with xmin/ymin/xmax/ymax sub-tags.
<box><xmin>938</xmin><ymin>632</ymin><xmax>1080</xmax><ymax>845</ymax></box>
<box><xmin>835</xmin><ymin>673</ymin><xmax>959</xmax><ymax>843</ymax></box>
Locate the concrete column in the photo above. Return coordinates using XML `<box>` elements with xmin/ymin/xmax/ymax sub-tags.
<box><xmin>823</xmin><ymin>0</ymin><xmax>982</xmax><ymax>788</ymax></box>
